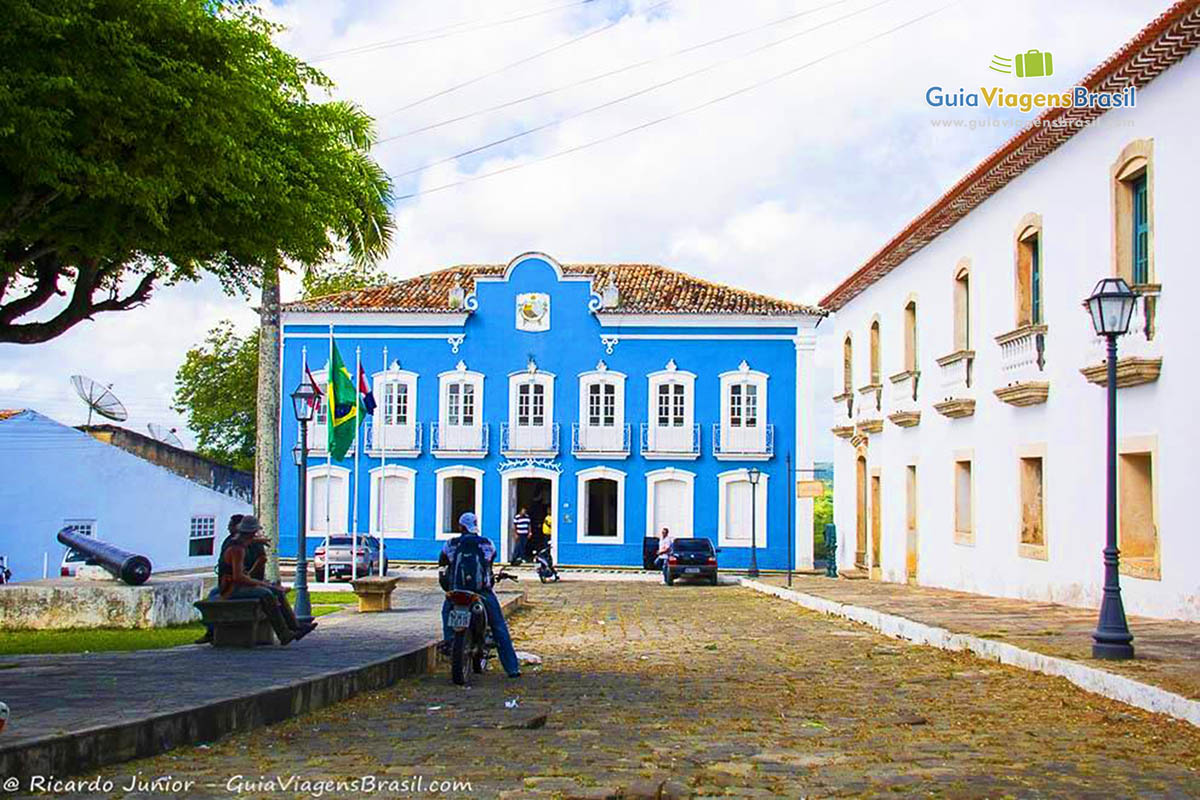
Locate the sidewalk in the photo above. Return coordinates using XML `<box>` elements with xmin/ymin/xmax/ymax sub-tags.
<box><xmin>752</xmin><ymin>575</ymin><xmax>1200</xmax><ymax>712</ymax></box>
<box><xmin>0</xmin><ymin>580</ymin><xmax>523</xmax><ymax>780</ymax></box>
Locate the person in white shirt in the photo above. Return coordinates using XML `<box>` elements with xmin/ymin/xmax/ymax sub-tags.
<box><xmin>654</xmin><ymin>527</ymin><xmax>673</xmax><ymax>570</ymax></box>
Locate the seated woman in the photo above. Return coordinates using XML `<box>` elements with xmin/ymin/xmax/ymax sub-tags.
<box><xmin>206</xmin><ymin>515</ymin><xmax>316</xmax><ymax>645</ymax></box>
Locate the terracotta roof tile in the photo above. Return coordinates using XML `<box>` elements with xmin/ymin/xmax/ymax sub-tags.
<box><xmin>285</xmin><ymin>263</ymin><xmax>824</xmax><ymax>317</ymax></box>
<box><xmin>0</xmin><ymin>409</ymin><xmax>23</xmax><ymax>422</ymax></box>
<box><xmin>820</xmin><ymin>0</ymin><xmax>1200</xmax><ymax>311</ymax></box>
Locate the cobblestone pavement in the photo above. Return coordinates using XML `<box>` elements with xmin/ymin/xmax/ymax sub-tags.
<box><xmin>762</xmin><ymin>575</ymin><xmax>1200</xmax><ymax>700</ymax></box>
<box><xmin>107</xmin><ymin>581</ymin><xmax>1200</xmax><ymax>799</ymax></box>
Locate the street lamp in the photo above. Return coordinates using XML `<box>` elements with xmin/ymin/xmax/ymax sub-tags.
<box><xmin>747</xmin><ymin>466</ymin><xmax>762</xmax><ymax>578</ymax></box>
<box><xmin>1085</xmin><ymin>277</ymin><xmax>1137</xmax><ymax>660</ymax></box>
<box><xmin>290</xmin><ymin>378</ymin><xmax>319</xmax><ymax>627</ymax></box>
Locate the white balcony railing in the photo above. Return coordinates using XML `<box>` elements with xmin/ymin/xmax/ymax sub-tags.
<box><xmin>712</xmin><ymin>423</ymin><xmax>774</xmax><ymax>460</ymax></box>
<box><xmin>997</xmin><ymin>325</ymin><xmax>1047</xmax><ymax>382</ymax></box>
<box><xmin>889</xmin><ymin>371</ymin><xmax>919</xmax><ymax>415</ymax></box>
<box><xmin>640</xmin><ymin>423</ymin><xmax>701</xmax><ymax>459</ymax></box>
<box><xmin>368</xmin><ymin>420</ymin><xmax>422</xmax><ymax>454</ymax></box>
<box><xmin>832</xmin><ymin>392</ymin><xmax>855</xmax><ymax>431</ymax></box>
<box><xmin>938</xmin><ymin>351</ymin><xmax>973</xmax><ymax>398</ymax></box>
<box><xmin>430</xmin><ymin>422</ymin><xmax>489</xmax><ymax>456</ymax></box>
<box><xmin>571</xmin><ymin>423</ymin><xmax>631</xmax><ymax>457</ymax></box>
<box><xmin>500</xmin><ymin>422</ymin><xmax>560</xmax><ymax>456</ymax></box>
<box><xmin>1090</xmin><ymin>287</ymin><xmax>1161</xmax><ymax>362</ymax></box>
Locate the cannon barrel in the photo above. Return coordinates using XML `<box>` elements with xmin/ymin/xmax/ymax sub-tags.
<box><xmin>56</xmin><ymin>527</ymin><xmax>152</xmax><ymax>586</ymax></box>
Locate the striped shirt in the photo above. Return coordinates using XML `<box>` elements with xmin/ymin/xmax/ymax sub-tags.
<box><xmin>513</xmin><ymin>513</ymin><xmax>531</xmax><ymax>537</ymax></box>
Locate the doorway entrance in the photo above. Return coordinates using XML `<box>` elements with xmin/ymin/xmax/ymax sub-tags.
<box><xmin>870</xmin><ymin>472</ymin><xmax>882</xmax><ymax>580</ymax></box>
<box><xmin>905</xmin><ymin>465</ymin><xmax>918</xmax><ymax>583</ymax></box>
<box><xmin>498</xmin><ymin>467</ymin><xmax>559</xmax><ymax>565</ymax></box>
<box><xmin>855</xmin><ymin>456</ymin><xmax>867</xmax><ymax>569</ymax></box>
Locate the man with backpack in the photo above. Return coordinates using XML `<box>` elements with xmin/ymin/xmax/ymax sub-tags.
<box><xmin>438</xmin><ymin>511</ymin><xmax>521</xmax><ymax>678</ymax></box>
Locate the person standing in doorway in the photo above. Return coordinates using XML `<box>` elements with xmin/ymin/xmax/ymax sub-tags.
<box><xmin>512</xmin><ymin>506</ymin><xmax>531</xmax><ymax>565</ymax></box>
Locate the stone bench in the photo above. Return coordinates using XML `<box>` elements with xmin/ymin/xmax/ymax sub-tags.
<box><xmin>193</xmin><ymin>599</ymin><xmax>276</xmax><ymax>647</ymax></box>
<box><xmin>349</xmin><ymin>576</ymin><xmax>402</xmax><ymax>612</ymax></box>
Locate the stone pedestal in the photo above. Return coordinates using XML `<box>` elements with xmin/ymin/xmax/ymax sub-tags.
<box><xmin>0</xmin><ymin>575</ymin><xmax>208</xmax><ymax>629</ymax></box>
<box><xmin>350</xmin><ymin>576</ymin><xmax>401</xmax><ymax>612</ymax></box>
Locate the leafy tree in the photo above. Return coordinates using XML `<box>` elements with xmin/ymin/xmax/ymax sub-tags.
<box><xmin>174</xmin><ymin>323</ymin><xmax>259</xmax><ymax>473</ymax></box>
<box><xmin>0</xmin><ymin>0</ymin><xmax>394</xmax><ymax>343</ymax></box>
<box><xmin>173</xmin><ymin>263</ymin><xmax>385</xmax><ymax>473</ymax></box>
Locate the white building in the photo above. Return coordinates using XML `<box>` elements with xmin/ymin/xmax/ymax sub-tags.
<box><xmin>821</xmin><ymin>3</ymin><xmax>1199</xmax><ymax>621</ymax></box>
<box><xmin>0</xmin><ymin>410</ymin><xmax>251</xmax><ymax>582</ymax></box>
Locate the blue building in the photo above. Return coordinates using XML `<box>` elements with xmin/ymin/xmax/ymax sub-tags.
<box><xmin>278</xmin><ymin>253</ymin><xmax>823</xmax><ymax>571</ymax></box>
<box><xmin>0</xmin><ymin>410</ymin><xmax>251</xmax><ymax>582</ymax></box>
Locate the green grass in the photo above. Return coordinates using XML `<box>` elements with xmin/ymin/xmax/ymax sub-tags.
<box><xmin>0</xmin><ymin>624</ymin><xmax>207</xmax><ymax>655</ymax></box>
<box><xmin>286</xmin><ymin>590</ymin><xmax>356</xmax><ymax>605</ymax></box>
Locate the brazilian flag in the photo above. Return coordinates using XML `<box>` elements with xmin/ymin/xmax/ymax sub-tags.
<box><xmin>327</xmin><ymin>342</ymin><xmax>361</xmax><ymax>460</ymax></box>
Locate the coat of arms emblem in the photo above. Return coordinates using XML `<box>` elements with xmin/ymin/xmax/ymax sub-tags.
<box><xmin>515</xmin><ymin>292</ymin><xmax>550</xmax><ymax>331</ymax></box>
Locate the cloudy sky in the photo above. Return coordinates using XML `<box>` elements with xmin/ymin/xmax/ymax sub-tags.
<box><xmin>0</xmin><ymin>0</ymin><xmax>1164</xmax><ymax>457</ymax></box>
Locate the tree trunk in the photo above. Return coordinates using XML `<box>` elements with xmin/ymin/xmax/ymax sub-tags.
<box><xmin>255</xmin><ymin>264</ymin><xmax>282</xmax><ymax>582</ymax></box>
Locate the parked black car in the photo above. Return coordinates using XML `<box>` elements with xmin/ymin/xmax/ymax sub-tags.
<box><xmin>663</xmin><ymin>537</ymin><xmax>719</xmax><ymax>586</ymax></box>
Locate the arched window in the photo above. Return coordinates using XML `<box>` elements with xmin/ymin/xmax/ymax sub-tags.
<box><xmin>954</xmin><ymin>263</ymin><xmax>971</xmax><ymax>351</ymax></box>
<box><xmin>842</xmin><ymin>335</ymin><xmax>854</xmax><ymax>395</ymax></box>
<box><xmin>868</xmin><ymin>320</ymin><xmax>881</xmax><ymax>385</ymax></box>
<box><xmin>1111</xmin><ymin>139</ymin><xmax>1154</xmax><ymax>285</ymax></box>
<box><xmin>903</xmin><ymin>300</ymin><xmax>918</xmax><ymax>373</ymax></box>
<box><xmin>1015</xmin><ymin>214</ymin><xmax>1043</xmax><ymax>326</ymax></box>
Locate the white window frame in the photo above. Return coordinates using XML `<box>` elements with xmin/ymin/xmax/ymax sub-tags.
<box><xmin>189</xmin><ymin>514</ymin><xmax>217</xmax><ymax>557</ymax></box>
<box><xmin>646</xmin><ymin>365</ymin><xmax>696</xmax><ymax>454</ymax></box>
<box><xmin>719</xmin><ymin>363</ymin><xmax>769</xmax><ymax>455</ymax></box>
<box><xmin>306</xmin><ymin>464</ymin><xmax>351</xmax><ymax>538</ymax></box>
<box><xmin>645</xmin><ymin>467</ymin><xmax>695</xmax><ymax>540</ymax></box>
<box><xmin>506</xmin><ymin>369</ymin><xmax>556</xmax><ymax>453</ymax></box>
<box><xmin>63</xmin><ymin>518</ymin><xmax>97</xmax><ymax>537</ymax></box>
<box><xmin>369</xmin><ymin>465</ymin><xmax>417</xmax><ymax>539</ymax></box>
<box><xmin>577</xmin><ymin>368</ymin><xmax>626</xmax><ymax>453</ymax></box>
<box><xmin>435</xmin><ymin>465</ymin><xmax>484</xmax><ymax>540</ymax></box>
<box><xmin>372</xmin><ymin>368</ymin><xmax>418</xmax><ymax>454</ymax></box>
<box><xmin>576</xmin><ymin>466</ymin><xmax>626</xmax><ymax>545</ymax></box>
<box><xmin>718</xmin><ymin>469</ymin><xmax>769</xmax><ymax>548</ymax></box>
<box><xmin>307</xmin><ymin>369</ymin><xmax>328</xmax><ymax>454</ymax></box>
<box><xmin>437</xmin><ymin>364</ymin><xmax>485</xmax><ymax>454</ymax></box>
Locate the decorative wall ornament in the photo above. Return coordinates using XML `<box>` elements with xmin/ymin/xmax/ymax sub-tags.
<box><xmin>738</xmin><ymin>359</ymin><xmax>751</xmax><ymax>373</ymax></box>
<box><xmin>497</xmin><ymin>457</ymin><xmax>563</xmax><ymax>474</ymax></box>
<box><xmin>463</xmin><ymin>292</ymin><xmax>479</xmax><ymax>312</ymax></box>
<box><xmin>515</xmin><ymin>292</ymin><xmax>551</xmax><ymax>332</ymax></box>
<box><xmin>454</xmin><ymin>359</ymin><xmax>468</xmax><ymax>373</ymax></box>
<box><xmin>600</xmin><ymin>335</ymin><xmax>619</xmax><ymax>355</ymax></box>
<box><xmin>595</xmin><ymin>359</ymin><xmax>608</xmax><ymax>372</ymax></box>
<box><xmin>447</xmin><ymin>335</ymin><xmax>465</xmax><ymax>354</ymax></box>
<box><xmin>665</xmin><ymin>358</ymin><xmax>678</xmax><ymax>372</ymax></box>
<box><xmin>526</xmin><ymin>356</ymin><xmax>538</xmax><ymax>374</ymax></box>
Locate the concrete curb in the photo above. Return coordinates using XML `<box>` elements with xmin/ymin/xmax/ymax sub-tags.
<box><xmin>0</xmin><ymin>594</ymin><xmax>525</xmax><ymax>780</ymax></box>
<box><xmin>739</xmin><ymin>578</ymin><xmax>1200</xmax><ymax>728</ymax></box>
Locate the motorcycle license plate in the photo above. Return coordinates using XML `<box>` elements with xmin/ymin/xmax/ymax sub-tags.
<box><xmin>448</xmin><ymin>609</ymin><xmax>472</xmax><ymax>628</ymax></box>
<box><xmin>685</xmin><ymin>567</ymin><xmax>701</xmax><ymax>574</ymax></box>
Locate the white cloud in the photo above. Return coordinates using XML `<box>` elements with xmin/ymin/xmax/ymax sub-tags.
<box><xmin>1</xmin><ymin>0</ymin><xmax>1168</xmax><ymax>461</ymax></box>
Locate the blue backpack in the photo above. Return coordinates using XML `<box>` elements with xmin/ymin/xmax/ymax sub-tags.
<box><xmin>450</xmin><ymin>535</ymin><xmax>488</xmax><ymax>593</ymax></box>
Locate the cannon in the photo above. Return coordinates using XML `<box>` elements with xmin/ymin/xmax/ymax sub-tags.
<box><xmin>56</xmin><ymin>527</ymin><xmax>152</xmax><ymax>586</ymax></box>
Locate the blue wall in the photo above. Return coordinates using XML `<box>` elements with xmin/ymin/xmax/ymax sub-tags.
<box><xmin>279</xmin><ymin>256</ymin><xmax>802</xmax><ymax>570</ymax></box>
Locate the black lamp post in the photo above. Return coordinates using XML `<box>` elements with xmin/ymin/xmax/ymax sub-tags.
<box><xmin>291</xmin><ymin>378</ymin><xmax>319</xmax><ymax>627</ymax></box>
<box><xmin>1085</xmin><ymin>277</ymin><xmax>1137</xmax><ymax>660</ymax></box>
<box><xmin>747</xmin><ymin>466</ymin><xmax>762</xmax><ymax>578</ymax></box>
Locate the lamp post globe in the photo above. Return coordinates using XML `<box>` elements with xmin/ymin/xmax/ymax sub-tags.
<box><xmin>289</xmin><ymin>378</ymin><xmax>317</xmax><ymax>626</ymax></box>
<box><xmin>1085</xmin><ymin>277</ymin><xmax>1137</xmax><ymax>660</ymax></box>
<box><xmin>747</xmin><ymin>467</ymin><xmax>762</xmax><ymax>578</ymax></box>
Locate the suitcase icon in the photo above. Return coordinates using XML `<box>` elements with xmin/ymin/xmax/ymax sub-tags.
<box><xmin>1015</xmin><ymin>49</ymin><xmax>1053</xmax><ymax>78</ymax></box>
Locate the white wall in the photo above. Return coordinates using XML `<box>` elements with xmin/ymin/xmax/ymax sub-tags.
<box><xmin>0</xmin><ymin>412</ymin><xmax>251</xmax><ymax>582</ymax></box>
<box><xmin>828</xmin><ymin>51</ymin><xmax>1199</xmax><ymax>620</ymax></box>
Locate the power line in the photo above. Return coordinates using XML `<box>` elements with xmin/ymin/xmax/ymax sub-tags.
<box><xmin>389</xmin><ymin>0</ymin><xmax>896</xmax><ymax>178</ymax></box>
<box><xmin>378</xmin><ymin>0</ymin><xmax>861</xmax><ymax>143</ymax></box>
<box><xmin>311</xmin><ymin>0</ymin><xmax>598</xmax><ymax>62</ymax></box>
<box><xmin>393</xmin><ymin>0</ymin><xmax>959</xmax><ymax>201</ymax></box>
<box><xmin>382</xmin><ymin>0</ymin><xmax>672</xmax><ymax>117</ymax></box>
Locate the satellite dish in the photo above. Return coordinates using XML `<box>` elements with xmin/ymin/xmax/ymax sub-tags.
<box><xmin>147</xmin><ymin>423</ymin><xmax>184</xmax><ymax>449</ymax></box>
<box><xmin>70</xmin><ymin>375</ymin><xmax>128</xmax><ymax>426</ymax></box>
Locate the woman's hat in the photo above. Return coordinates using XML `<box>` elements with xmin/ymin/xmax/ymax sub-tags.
<box><xmin>236</xmin><ymin>515</ymin><xmax>263</xmax><ymax>535</ymax></box>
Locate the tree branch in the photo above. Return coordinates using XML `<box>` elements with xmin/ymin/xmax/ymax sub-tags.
<box><xmin>0</xmin><ymin>266</ymin><xmax>158</xmax><ymax>345</ymax></box>
<box><xmin>0</xmin><ymin>253</ymin><xmax>63</xmax><ymax>325</ymax></box>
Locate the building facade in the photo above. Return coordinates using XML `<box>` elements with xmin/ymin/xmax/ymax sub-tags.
<box><xmin>0</xmin><ymin>410</ymin><xmax>251</xmax><ymax>582</ymax></box>
<box><xmin>821</xmin><ymin>2</ymin><xmax>1199</xmax><ymax>620</ymax></box>
<box><xmin>278</xmin><ymin>253</ymin><xmax>823</xmax><ymax>570</ymax></box>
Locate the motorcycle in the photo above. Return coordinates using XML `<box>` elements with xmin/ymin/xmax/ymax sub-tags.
<box><xmin>531</xmin><ymin>542</ymin><xmax>560</xmax><ymax>584</ymax></box>
<box><xmin>445</xmin><ymin>569</ymin><xmax>517</xmax><ymax>686</ymax></box>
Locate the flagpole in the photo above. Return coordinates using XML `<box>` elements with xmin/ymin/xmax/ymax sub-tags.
<box><xmin>325</xmin><ymin>324</ymin><xmax>332</xmax><ymax>584</ymax></box>
<box><xmin>351</xmin><ymin>345</ymin><xmax>361</xmax><ymax>582</ymax></box>
<box><xmin>379</xmin><ymin>346</ymin><xmax>388</xmax><ymax>577</ymax></box>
